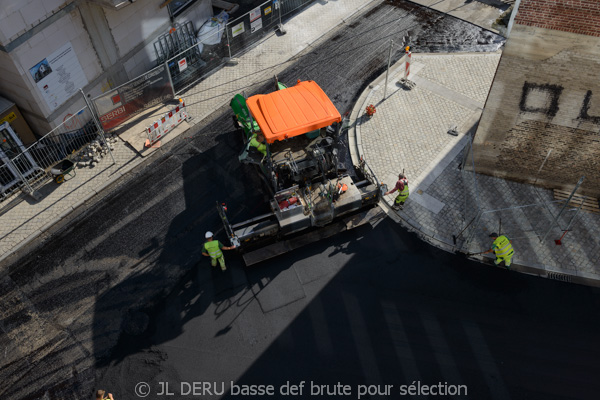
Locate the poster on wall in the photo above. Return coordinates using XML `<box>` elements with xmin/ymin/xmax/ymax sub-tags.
<box><xmin>29</xmin><ymin>42</ymin><xmax>88</xmax><ymax>112</ymax></box>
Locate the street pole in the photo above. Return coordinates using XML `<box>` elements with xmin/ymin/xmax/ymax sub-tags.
<box><xmin>80</xmin><ymin>89</ymin><xmax>115</xmax><ymax>164</ymax></box>
<box><xmin>383</xmin><ymin>40</ymin><xmax>393</xmax><ymax>100</ymax></box>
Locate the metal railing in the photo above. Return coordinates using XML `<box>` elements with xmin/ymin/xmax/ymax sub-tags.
<box><xmin>0</xmin><ymin>104</ymin><xmax>109</xmax><ymax>206</ymax></box>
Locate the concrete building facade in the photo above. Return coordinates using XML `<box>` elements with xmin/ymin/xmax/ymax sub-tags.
<box><xmin>472</xmin><ymin>0</ymin><xmax>600</xmax><ymax>197</ymax></box>
<box><xmin>0</xmin><ymin>0</ymin><xmax>212</xmax><ymax>141</ymax></box>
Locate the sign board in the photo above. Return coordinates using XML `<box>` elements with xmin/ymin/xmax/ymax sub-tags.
<box><xmin>251</xmin><ymin>18</ymin><xmax>263</xmax><ymax>33</ymax></box>
<box><xmin>231</xmin><ymin>22</ymin><xmax>245</xmax><ymax>38</ymax></box>
<box><xmin>29</xmin><ymin>42</ymin><xmax>88</xmax><ymax>112</ymax></box>
<box><xmin>93</xmin><ymin>64</ymin><xmax>174</xmax><ymax>131</ymax></box>
<box><xmin>178</xmin><ymin>58</ymin><xmax>187</xmax><ymax>72</ymax></box>
<box><xmin>249</xmin><ymin>7</ymin><xmax>261</xmax><ymax>22</ymax></box>
<box><xmin>0</xmin><ymin>112</ymin><xmax>16</xmax><ymax>125</ymax></box>
<box><xmin>265</xmin><ymin>6</ymin><xmax>272</xmax><ymax>15</ymax></box>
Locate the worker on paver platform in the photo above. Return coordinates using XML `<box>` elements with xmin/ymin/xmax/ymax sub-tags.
<box><xmin>96</xmin><ymin>390</ymin><xmax>114</xmax><ymax>400</ymax></box>
<box><xmin>483</xmin><ymin>232</ymin><xmax>514</xmax><ymax>269</ymax></box>
<box><xmin>385</xmin><ymin>173</ymin><xmax>409</xmax><ymax>211</ymax></box>
<box><xmin>249</xmin><ymin>132</ymin><xmax>267</xmax><ymax>157</ymax></box>
<box><xmin>202</xmin><ymin>231</ymin><xmax>236</xmax><ymax>271</ymax></box>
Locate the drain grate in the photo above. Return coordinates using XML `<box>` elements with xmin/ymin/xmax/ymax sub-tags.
<box><xmin>547</xmin><ymin>272</ymin><xmax>572</xmax><ymax>283</ymax></box>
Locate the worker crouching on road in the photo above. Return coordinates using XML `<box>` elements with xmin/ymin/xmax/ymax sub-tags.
<box><xmin>385</xmin><ymin>173</ymin><xmax>409</xmax><ymax>211</ymax></box>
<box><xmin>202</xmin><ymin>231</ymin><xmax>236</xmax><ymax>271</ymax></box>
<box><xmin>249</xmin><ymin>132</ymin><xmax>267</xmax><ymax>157</ymax></box>
<box><xmin>483</xmin><ymin>232</ymin><xmax>514</xmax><ymax>269</ymax></box>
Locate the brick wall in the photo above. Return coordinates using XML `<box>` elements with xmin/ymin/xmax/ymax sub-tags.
<box><xmin>472</xmin><ymin>23</ymin><xmax>600</xmax><ymax>197</ymax></box>
<box><xmin>515</xmin><ymin>0</ymin><xmax>600</xmax><ymax>37</ymax></box>
<box><xmin>496</xmin><ymin>120</ymin><xmax>600</xmax><ymax>193</ymax></box>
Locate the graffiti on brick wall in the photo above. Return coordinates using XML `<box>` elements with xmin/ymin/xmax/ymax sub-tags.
<box><xmin>519</xmin><ymin>82</ymin><xmax>562</xmax><ymax>117</ymax></box>
<box><xmin>520</xmin><ymin>82</ymin><xmax>600</xmax><ymax>124</ymax></box>
<box><xmin>578</xmin><ymin>90</ymin><xmax>600</xmax><ymax>124</ymax></box>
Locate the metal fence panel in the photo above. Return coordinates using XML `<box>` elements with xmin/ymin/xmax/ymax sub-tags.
<box><xmin>166</xmin><ymin>0</ymin><xmax>317</xmax><ymax>94</ymax></box>
<box><xmin>279</xmin><ymin>0</ymin><xmax>314</xmax><ymax>16</ymax></box>
<box><xmin>25</xmin><ymin>107</ymin><xmax>100</xmax><ymax>170</ymax></box>
<box><xmin>226</xmin><ymin>0</ymin><xmax>281</xmax><ymax>57</ymax></box>
<box><xmin>92</xmin><ymin>64</ymin><xmax>174</xmax><ymax>131</ymax></box>
<box><xmin>0</xmin><ymin>106</ymin><xmax>105</xmax><ymax>207</ymax></box>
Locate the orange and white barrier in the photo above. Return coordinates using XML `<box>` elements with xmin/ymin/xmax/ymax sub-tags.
<box><xmin>403</xmin><ymin>46</ymin><xmax>411</xmax><ymax>80</ymax></box>
<box><xmin>146</xmin><ymin>99</ymin><xmax>189</xmax><ymax>147</ymax></box>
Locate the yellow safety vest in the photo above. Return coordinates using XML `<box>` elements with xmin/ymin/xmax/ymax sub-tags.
<box><xmin>250</xmin><ymin>133</ymin><xmax>267</xmax><ymax>156</ymax></box>
<box><xmin>204</xmin><ymin>240</ymin><xmax>223</xmax><ymax>259</ymax></box>
<box><xmin>493</xmin><ymin>235</ymin><xmax>513</xmax><ymax>257</ymax></box>
<box><xmin>397</xmin><ymin>179</ymin><xmax>409</xmax><ymax>200</ymax></box>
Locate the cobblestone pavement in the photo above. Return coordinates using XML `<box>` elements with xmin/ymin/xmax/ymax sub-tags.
<box><xmin>352</xmin><ymin>52</ymin><xmax>600</xmax><ymax>286</ymax></box>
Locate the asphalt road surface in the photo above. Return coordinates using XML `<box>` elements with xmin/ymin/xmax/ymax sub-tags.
<box><xmin>2</xmin><ymin>1</ymin><xmax>599</xmax><ymax>399</ymax></box>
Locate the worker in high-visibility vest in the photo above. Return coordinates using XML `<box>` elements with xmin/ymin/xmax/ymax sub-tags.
<box><xmin>483</xmin><ymin>232</ymin><xmax>514</xmax><ymax>269</ymax></box>
<box><xmin>385</xmin><ymin>173</ymin><xmax>409</xmax><ymax>211</ymax></box>
<box><xmin>96</xmin><ymin>390</ymin><xmax>114</xmax><ymax>400</ymax></box>
<box><xmin>202</xmin><ymin>231</ymin><xmax>235</xmax><ymax>271</ymax></box>
<box><xmin>249</xmin><ymin>132</ymin><xmax>267</xmax><ymax>157</ymax></box>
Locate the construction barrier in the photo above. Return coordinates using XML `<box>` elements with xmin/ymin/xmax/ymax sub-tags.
<box><xmin>146</xmin><ymin>99</ymin><xmax>188</xmax><ymax>147</ymax></box>
<box><xmin>403</xmin><ymin>46</ymin><xmax>411</xmax><ymax>80</ymax></box>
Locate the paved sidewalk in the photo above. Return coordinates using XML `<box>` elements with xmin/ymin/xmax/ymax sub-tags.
<box><xmin>350</xmin><ymin>52</ymin><xmax>600</xmax><ymax>286</ymax></box>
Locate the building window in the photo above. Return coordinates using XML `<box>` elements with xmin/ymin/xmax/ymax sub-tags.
<box><xmin>167</xmin><ymin>0</ymin><xmax>196</xmax><ymax>18</ymax></box>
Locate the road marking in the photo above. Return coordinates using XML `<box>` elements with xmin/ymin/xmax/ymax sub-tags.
<box><xmin>420</xmin><ymin>311</ymin><xmax>463</xmax><ymax>385</ymax></box>
<box><xmin>463</xmin><ymin>320</ymin><xmax>511</xmax><ymax>400</ymax></box>
<box><xmin>382</xmin><ymin>300</ymin><xmax>428</xmax><ymax>399</ymax></box>
<box><xmin>342</xmin><ymin>291</ymin><xmax>382</xmax><ymax>385</ymax></box>
<box><xmin>308</xmin><ymin>296</ymin><xmax>334</xmax><ymax>358</ymax></box>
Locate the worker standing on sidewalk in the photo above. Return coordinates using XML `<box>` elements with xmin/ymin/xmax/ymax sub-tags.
<box><xmin>483</xmin><ymin>232</ymin><xmax>514</xmax><ymax>269</ymax></box>
<box><xmin>385</xmin><ymin>173</ymin><xmax>409</xmax><ymax>210</ymax></box>
<box><xmin>202</xmin><ymin>231</ymin><xmax>236</xmax><ymax>271</ymax></box>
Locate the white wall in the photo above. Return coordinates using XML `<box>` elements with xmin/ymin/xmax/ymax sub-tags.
<box><xmin>0</xmin><ymin>0</ymin><xmax>71</xmax><ymax>45</ymax></box>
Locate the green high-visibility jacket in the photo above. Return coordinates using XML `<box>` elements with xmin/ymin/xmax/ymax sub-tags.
<box><xmin>204</xmin><ymin>240</ymin><xmax>223</xmax><ymax>259</ymax></box>
<box><xmin>249</xmin><ymin>133</ymin><xmax>267</xmax><ymax>156</ymax></box>
<box><xmin>398</xmin><ymin>183</ymin><xmax>409</xmax><ymax>201</ymax></box>
<box><xmin>492</xmin><ymin>235</ymin><xmax>513</xmax><ymax>257</ymax></box>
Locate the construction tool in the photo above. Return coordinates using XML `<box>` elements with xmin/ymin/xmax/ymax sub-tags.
<box><xmin>453</xmin><ymin>216</ymin><xmax>476</xmax><ymax>245</ymax></box>
<box><xmin>555</xmin><ymin>230</ymin><xmax>569</xmax><ymax>245</ymax></box>
<box><xmin>465</xmin><ymin>251</ymin><xmax>487</xmax><ymax>257</ymax></box>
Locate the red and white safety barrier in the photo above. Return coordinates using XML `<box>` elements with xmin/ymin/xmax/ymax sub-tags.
<box><xmin>403</xmin><ymin>46</ymin><xmax>411</xmax><ymax>80</ymax></box>
<box><xmin>146</xmin><ymin>98</ymin><xmax>189</xmax><ymax>147</ymax></box>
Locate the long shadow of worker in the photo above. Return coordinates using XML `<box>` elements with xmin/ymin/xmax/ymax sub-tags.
<box><xmin>86</xmin><ymin>94</ymin><xmax>292</xmax><ymax>397</ymax></box>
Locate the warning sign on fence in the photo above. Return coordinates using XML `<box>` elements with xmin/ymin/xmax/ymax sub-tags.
<box><xmin>178</xmin><ymin>58</ymin><xmax>187</xmax><ymax>72</ymax></box>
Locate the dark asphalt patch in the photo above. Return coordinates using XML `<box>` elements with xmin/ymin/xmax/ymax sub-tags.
<box><xmin>249</xmin><ymin>264</ymin><xmax>306</xmax><ymax>313</ymax></box>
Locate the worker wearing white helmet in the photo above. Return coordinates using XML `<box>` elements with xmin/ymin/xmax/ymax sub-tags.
<box><xmin>202</xmin><ymin>231</ymin><xmax>236</xmax><ymax>271</ymax></box>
